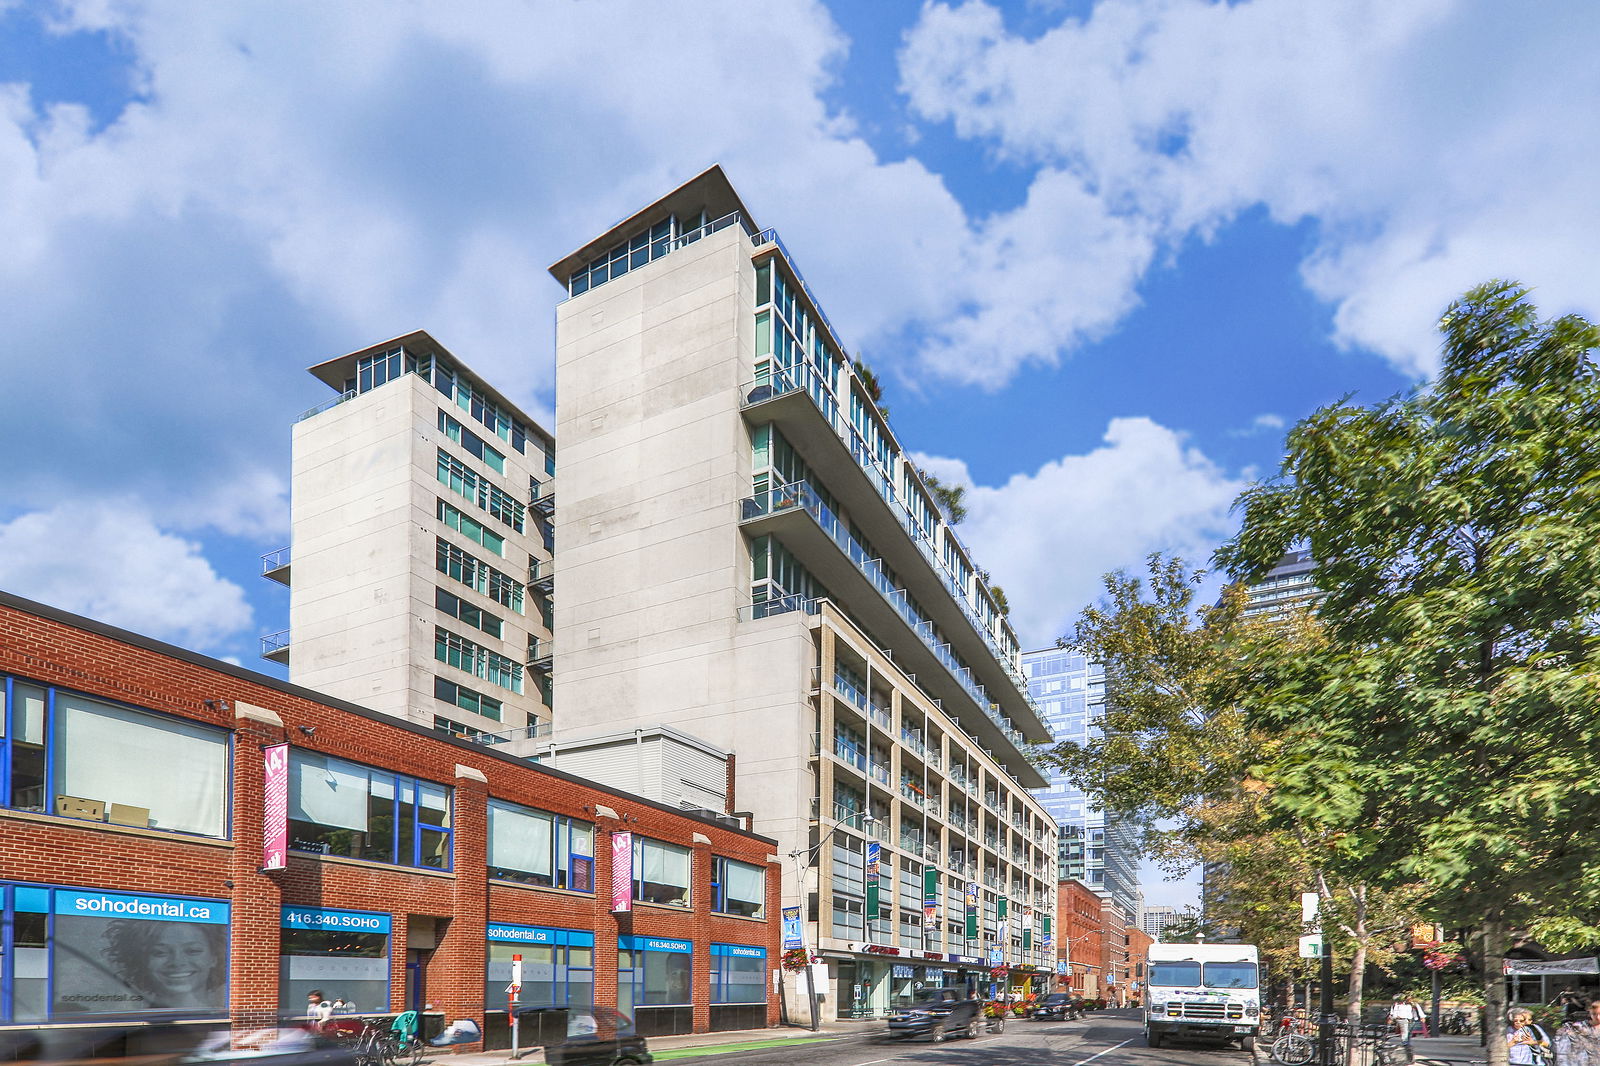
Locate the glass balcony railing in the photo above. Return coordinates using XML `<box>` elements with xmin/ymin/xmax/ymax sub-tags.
<box><xmin>260</xmin><ymin>546</ymin><xmax>290</xmax><ymax>574</ymax></box>
<box><xmin>869</xmin><ymin>761</ymin><xmax>890</xmax><ymax>785</ymax></box>
<box><xmin>834</xmin><ymin>739</ymin><xmax>867</xmax><ymax>772</ymax></box>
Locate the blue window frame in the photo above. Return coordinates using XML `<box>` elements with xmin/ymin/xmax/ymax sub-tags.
<box><xmin>1</xmin><ymin>674</ymin><xmax>232</xmax><ymax>839</ymax></box>
<box><xmin>0</xmin><ymin>882</ymin><xmax>230</xmax><ymax>1023</ymax></box>
<box><xmin>279</xmin><ymin>907</ymin><xmax>390</xmax><ymax>1013</ymax></box>
<box><xmin>710</xmin><ymin>944</ymin><xmax>767</xmax><ymax>1004</ymax></box>
<box><xmin>486</xmin><ymin>924</ymin><xmax>594</xmax><ymax>1009</ymax></box>
<box><xmin>286</xmin><ymin>750</ymin><xmax>452</xmax><ymax>869</ymax></box>
<box><xmin>617</xmin><ymin>936</ymin><xmax>693</xmax><ymax>1010</ymax></box>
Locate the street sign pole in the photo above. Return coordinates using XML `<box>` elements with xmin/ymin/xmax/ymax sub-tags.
<box><xmin>509</xmin><ymin>955</ymin><xmax>523</xmax><ymax>1060</ymax></box>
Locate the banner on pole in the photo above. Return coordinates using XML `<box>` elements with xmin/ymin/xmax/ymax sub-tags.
<box><xmin>781</xmin><ymin>906</ymin><xmax>804</xmax><ymax>950</ymax></box>
<box><xmin>610</xmin><ymin>831</ymin><xmax>633</xmax><ymax>913</ymax></box>
<box><xmin>262</xmin><ymin>743</ymin><xmax>289</xmax><ymax>871</ymax></box>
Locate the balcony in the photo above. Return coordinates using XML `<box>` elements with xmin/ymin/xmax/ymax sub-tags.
<box><xmin>527</xmin><ymin>638</ymin><xmax>553</xmax><ymax>671</ymax></box>
<box><xmin>869</xmin><ymin>702</ymin><xmax>893</xmax><ymax>731</ymax></box>
<box><xmin>738</xmin><ymin>480</ymin><xmax>1047</xmax><ymax>786</ymax></box>
<box><xmin>260</xmin><ymin>629</ymin><xmax>290</xmax><ymax>665</ymax></box>
<box><xmin>260</xmin><ymin>546</ymin><xmax>291</xmax><ymax>586</ymax></box>
<box><xmin>530</xmin><ymin>557</ymin><xmax>555</xmax><ymax>593</ymax></box>
<box><xmin>899</xmin><ymin>781</ymin><xmax>926</xmax><ymax>808</ymax></box>
<box><xmin>833</xmin><ymin>669</ymin><xmax>868</xmax><ymax>710</ymax></box>
<box><xmin>530</xmin><ymin>476</ymin><xmax>556</xmax><ymax>517</ymax></box>
<box><xmin>833</xmin><ymin>739</ymin><xmax>867</xmax><ymax>774</ymax></box>
<box><xmin>738</xmin><ymin>365</ymin><xmax>1045</xmax><ymax>740</ymax></box>
<box><xmin>869</xmin><ymin>760</ymin><xmax>890</xmax><ymax>786</ymax></box>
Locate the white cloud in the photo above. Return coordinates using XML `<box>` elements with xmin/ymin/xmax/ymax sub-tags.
<box><xmin>0</xmin><ymin>502</ymin><xmax>253</xmax><ymax>651</ymax></box>
<box><xmin>917</xmin><ymin>417</ymin><xmax>1247</xmax><ymax>647</ymax></box>
<box><xmin>899</xmin><ymin>0</ymin><xmax>1600</xmax><ymax>379</ymax></box>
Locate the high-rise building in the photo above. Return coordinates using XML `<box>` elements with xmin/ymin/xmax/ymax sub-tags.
<box><xmin>546</xmin><ymin>166</ymin><xmax>1058</xmax><ymax>1017</ymax></box>
<box><xmin>1022</xmin><ymin>648</ymin><xmax>1140</xmax><ymax>921</ymax></box>
<box><xmin>1141</xmin><ymin>904</ymin><xmax>1180</xmax><ymax>939</ymax></box>
<box><xmin>262</xmin><ymin>333</ymin><xmax>557</xmax><ymax>745</ymax></box>
<box><xmin>1241</xmin><ymin>548</ymin><xmax>1322</xmax><ymax>620</ymax></box>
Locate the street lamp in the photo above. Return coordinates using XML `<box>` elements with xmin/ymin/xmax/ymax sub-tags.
<box><xmin>790</xmin><ymin>811</ymin><xmax>875</xmax><ymax>1032</ymax></box>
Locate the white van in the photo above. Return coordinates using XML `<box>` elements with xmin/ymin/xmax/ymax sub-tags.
<box><xmin>1144</xmin><ymin>942</ymin><xmax>1261</xmax><ymax>1051</ymax></box>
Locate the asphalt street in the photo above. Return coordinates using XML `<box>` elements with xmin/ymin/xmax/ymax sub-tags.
<box><xmin>660</xmin><ymin>1009</ymin><xmax>1256</xmax><ymax>1066</ymax></box>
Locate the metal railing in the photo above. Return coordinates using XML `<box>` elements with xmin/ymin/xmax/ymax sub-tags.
<box><xmin>261</xmin><ymin>546</ymin><xmax>290</xmax><ymax>574</ymax></box>
<box><xmin>294</xmin><ymin>390</ymin><xmax>356</xmax><ymax>423</ymax></box>
<box><xmin>735</xmin><ymin>595</ymin><xmax>822</xmax><ymax>622</ymax></box>
<box><xmin>453</xmin><ymin>720</ymin><xmax>553</xmax><ymax>747</ymax></box>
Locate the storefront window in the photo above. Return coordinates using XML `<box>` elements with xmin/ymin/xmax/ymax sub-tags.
<box><xmin>0</xmin><ymin>883</ymin><xmax>230</xmax><ymax>1022</ymax></box>
<box><xmin>2</xmin><ymin>676</ymin><xmax>229</xmax><ymax>837</ymax></box>
<box><xmin>485</xmin><ymin>924</ymin><xmax>595</xmax><ymax>1009</ymax></box>
<box><xmin>278</xmin><ymin>907</ymin><xmax>391</xmax><ymax>1014</ymax></box>
<box><xmin>712</xmin><ymin>857</ymin><xmax>765</xmax><ymax>918</ymax></box>
<box><xmin>487</xmin><ymin>801</ymin><xmax>594</xmax><ymax>891</ymax></box>
<box><xmin>632</xmin><ymin>837</ymin><xmax>690</xmax><ymax>908</ymax></box>
<box><xmin>288</xmin><ymin>750</ymin><xmax>452</xmax><ymax>869</ymax></box>
<box><xmin>710</xmin><ymin>945</ymin><xmax>766</xmax><ymax>1003</ymax></box>
<box><xmin>619</xmin><ymin>937</ymin><xmax>693</xmax><ymax>1006</ymax></box>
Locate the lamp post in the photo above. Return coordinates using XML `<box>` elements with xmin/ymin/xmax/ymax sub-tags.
<box><xmin>791</xmin><ymin>811</ymin><xmax>875</xmax><ymax>1032</ymax></box>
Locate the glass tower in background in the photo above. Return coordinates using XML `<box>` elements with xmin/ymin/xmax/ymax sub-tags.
<box><xmin>1023</xmin><ymin>648</ymin><xmax>1141</xmax><ymax>920</ymax></box>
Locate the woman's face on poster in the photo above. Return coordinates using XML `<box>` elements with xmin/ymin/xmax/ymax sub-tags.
<box><xmin>148</xmin><ymin>924</ymin><xmax>213</xmax><ymax>997</ymax></box>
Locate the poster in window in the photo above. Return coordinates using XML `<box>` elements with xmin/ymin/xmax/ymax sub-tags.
<box><xmin>50</xmin><ymin>890</ymin><xmax>229</xmax><ymax>1017</ymax></box>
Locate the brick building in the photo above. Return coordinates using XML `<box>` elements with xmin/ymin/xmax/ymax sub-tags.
<box><xmin>1126</xmin><ymin>926</ymin><xmax>1154</xmax><ymax>1005</ymax></box>
<box><xmin>1056</xmin><ymin>879</ymin><xmax>1105</xmax><ymax>999</ymax></box>
<box><xmin>1102</xmin><ymin>897</ymin><xmax>1131</xmax><ymax>1006</ymax></box>
<box><xmin>0</xmin><ymin>590</ymin><xmax>779</xmax><ymax>1041</ymax></box>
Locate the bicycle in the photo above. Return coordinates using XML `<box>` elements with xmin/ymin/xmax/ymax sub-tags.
<box><xmin>328</xmin><ymin>1018</ymin><xmax>422</xmax><ymax>1066</ymax></box>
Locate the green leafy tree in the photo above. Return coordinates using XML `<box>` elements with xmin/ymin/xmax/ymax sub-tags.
<box><xmin>1217</xmin><ymin>281</ymin><xmax>1600</xmax><ymax>1065</ymax></box>
<box><xmin>917</xmin><ymin>467</ymin><xmax>968</xmax><ymax>524</ymax></box>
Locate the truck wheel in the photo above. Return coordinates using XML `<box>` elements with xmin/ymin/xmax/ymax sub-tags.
<box><xmin>1242</xmin><ymin>1035</ymin><xmax>1256</xmax><ymax>1052</ymax></box>
<box><xmin>1147</xmin><ymin>1031</ymin><xmax>1163</xmax><ymax>1049</ymax></box>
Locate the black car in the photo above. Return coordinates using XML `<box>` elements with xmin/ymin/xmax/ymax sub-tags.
<box><xmin>887</xmin><ymin>988</ymin><xmax>984</xmax><ymax>1042</ymax></box>
<box><xmin>511</xmin><ymin>1005</ymin><xmax>652</xmax><ymax>1066</ymax></box>
<box><xmin>1033</xmin><ymin>993</ymin><xmax>1081</xmax><ymax>1021</ymax></box>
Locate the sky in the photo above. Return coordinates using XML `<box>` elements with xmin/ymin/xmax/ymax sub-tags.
<box><xmin>3</xmin><ymin>0</ymin><xmax>1598</xmax><ymax>909</ymax></box>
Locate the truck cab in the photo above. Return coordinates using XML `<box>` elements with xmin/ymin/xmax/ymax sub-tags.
<box><xmin>1143</xmin><ymin>942</ymin><xmax>1260</xmax><ymax>1051</ymax></box>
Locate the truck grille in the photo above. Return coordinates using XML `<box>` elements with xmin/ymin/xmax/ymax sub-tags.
<box><xmin>1171</xmin><ymin>1003</ymin><xmax>1244</xmax><ymax>1019</ymax></box>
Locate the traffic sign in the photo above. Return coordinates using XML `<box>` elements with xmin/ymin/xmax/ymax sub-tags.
<box><xmin>1298</xmin><ymin>934</ymin><xmax>1323</xmax><ymax>958</ymax></box>
<box><xmin>505</xmin><ymin>983</ymin><xmax>521</xmax><ymax>995</ymax></box>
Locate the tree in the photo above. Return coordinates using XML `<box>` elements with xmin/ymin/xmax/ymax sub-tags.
<box><xmin>1217</xmin><ymin>281</ymin><xmax>1600</xmax><ymax>1065</ymax></box>
<box><xmin>853</xmin><ymin>357</ymin><xmax>888</xmax><ymax>419</ymax></box>
<box><xmin>917</xmin><ymin>467</ymin><xmax>968</xmax><ymax>525</ymax></box>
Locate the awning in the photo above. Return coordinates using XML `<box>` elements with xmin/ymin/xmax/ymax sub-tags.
<box><xmin>1503</xmin><ymin>958</ymin><xmax>1600</xmax><ymax>976</ymax></box>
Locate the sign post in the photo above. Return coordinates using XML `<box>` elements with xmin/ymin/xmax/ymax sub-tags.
<box><xmin>508</xmin><ymin>955</ymin><xmax>522</xmax><ymax>1059</ymax></box>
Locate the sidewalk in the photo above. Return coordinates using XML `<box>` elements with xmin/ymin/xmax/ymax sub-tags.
<box><xmin>443</xmin><ymin>1019</ymin><xmax>874</xmax><ymax>1066</ymax></box>
<box><xmin>1410</xmin><ymin>1035</ymin><xmax>1490</xmax><ymax>1066</ymax></box>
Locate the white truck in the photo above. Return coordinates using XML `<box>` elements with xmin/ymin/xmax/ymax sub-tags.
<box><xmin>1144</xmin><ymin>941</ymin><xmax>1262</xmax><ymax>1052</ymax></box>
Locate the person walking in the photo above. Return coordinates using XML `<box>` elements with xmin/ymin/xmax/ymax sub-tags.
<box><xmin>1558</xmin><ymin>1001</ymin><xmax>1600</xmax><ymax>1066</ymax></box>
<box><xmin>1507</xmin><ymin>1009</ymin><xmax>1552</xmax><ymax>1066</ymax></box>
<box><xmin>1390</xmin><ymin>995</ymin><xmax>1424</xmax><ymax>1054</ymax></box>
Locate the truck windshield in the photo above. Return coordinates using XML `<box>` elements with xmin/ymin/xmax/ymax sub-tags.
<box><xmin>1204</xmin><ymin>962</ymin><xmax>1258</xmax><ymax>989</ymax></box>
<box><xmin>1149</xmin><ymin>962</ymin><xmax>1202</xmax><ymax>987</ymax></box>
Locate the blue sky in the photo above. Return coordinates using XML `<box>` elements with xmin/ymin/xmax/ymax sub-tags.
<box><xmin>3</xmin><ymin>0</ymin><xmax>1598</xmax><ymax>907</ymax></box>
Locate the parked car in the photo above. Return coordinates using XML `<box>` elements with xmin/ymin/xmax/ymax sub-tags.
<box><xmin>887</xmin><ymin>988</ymin><xmax>984</xmax><ymax>1042</ymax></box>
<box><xmin>511</xmin><ymin>1005</ymin><xmax>652</xmax><ymax>1066</ymax></box>
<box><xmin>1033</xmin><ymin>993</ymin><xmax>1082</xmax><ymax>1021</ymax></box>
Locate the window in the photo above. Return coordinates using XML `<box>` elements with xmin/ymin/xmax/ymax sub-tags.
<box><xmin>438</xmin><ymin>499</ymin><xmax>505</xmax><ymax>555</ymax></box>
<box><xmin>488</xmin><ymin>800</ymin><xmax>595</xmax><ymax>891</ymax></box>
<box><xmin>287</xmin><ymin>750</ymin><xmax>451</xmax><ymax>869</ymax></box>
<box><xmin>435</xmin><ymin>587</ymin><xmax>503</xmax><ymax>638</ymax></box>
<box><xmin>710</xmin><ymin>945</ymin><xmax>766</xmax><ymax>1004</ymax></box>
<box><xmin>433</xmin><ymin>677</ymin><xmax>503</xmax><ymax>722</ymax></box>
<box><xmin>711</xmin><ymin>857</ymin><xmax>764</xmax><ymax>918</ymax></box>
<box><xmin>487</xmin><ymin>926</ymin><xmax>594</xmax><ymax>1010</ymax></box>
<box><xmin>2</xmin><ymin>677</ymin><xmax>229</xmax><ymax>838</ymax></box>
<box><xmin>1</xmin><ymin>883</ymin><xmax>230</xmax><ymax>1021</ymax></box>
<box><xmin>435</xmin><ymin>538</ymin><xmax>524</xmax><ymax>613</ymax></box>
<box><xmin>439</xmin><ymin>411</ymin><xmax>506</xmax><ymax>473</ymax></box>
<box><xmin>435</xmin><ymin>627</ymin><xmax>523</xmax><ymax>694</ymax></box>
<box><xmin>354</xmin><ymin>346</ymin><xmax>413</xmax><ymax>394</ymax></box>
<box><xmin>568</xmin><ymin>217</ymin><xmax>675</xmax><ymax>296</ymax></box>
<box><xmin>437</xmin><ymin>449</ymin><xmax>525</xmax><ymax>532</ymax></box>
<box><xmin>633</xmin><ymin>837</ymin><xmax>691</xmax><ymax>908</ymax></box>
<box><xmin>619</xmin><ymin>937</ymin><xmax>693</xmax><ymax>1007</ymax></box>
<box><xmin>280</xmin><ymin>907</ymin><xmax>389</xmax><ymax>1013</ymax></box>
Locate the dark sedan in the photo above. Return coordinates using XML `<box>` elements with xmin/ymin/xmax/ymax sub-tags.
<box><xmin>1032</xmin><ymin>993</ymin><xmax>1082</xmax><ymax>1021</ymax></box>
<box><xmin>887</xmin><ymin>988</ymin><xmax>983</xmax><ymax>1042</ymax></box>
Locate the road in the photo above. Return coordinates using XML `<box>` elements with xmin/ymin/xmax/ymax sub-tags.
<box><xmin>662</xmin><ymin>1009</ymin><xmax>1258</xmax><ymax>1066</ymax></box>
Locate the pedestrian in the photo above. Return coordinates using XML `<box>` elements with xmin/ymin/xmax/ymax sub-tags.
<box><xmin>1554</xmin><ymin>989</ymin><xmax>1589</xmax><ymax>1025</ymax></box>
<box><xmin>1507</xmin><ymin>1009</ymin><xmax>1552</xmax><ymax>1066</ymax></box>
<box><xmin>306</xmin><ymin>989</ymin><xmax>334</xmax><ymax>1029</ymax></box>
<box><xmin>1560</xmin><ymin>1001</ymin><xmax>1600</xmax><ymax>1066</ymax></box>
<box><xmin>1390</xmin><ymin>995</ymin><xmax>1424</xmax><ymax>1053</ymax></box>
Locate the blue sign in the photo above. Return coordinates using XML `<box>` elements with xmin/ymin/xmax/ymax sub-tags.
<box><xmin>781</xmin><ymin>905</ymin><xmax>804</xmax><ymax>950</ymax></box>
<box><xmin>281</xmin><ymin>906</ymin><xmax>391</xmax><ymax>934</ymax></box>
<box><xmin>712</xmin><ymin>944</ymin><xmax>766</xmax><ymax>958</ymax></box>
<box><xmin>487</xmin><ymin>923</ymin><xmax>594</xmax><ymax>947</ymax></box>
<box><xmin>988</xmin><ymin>948</ymin><xmax>1004</xmax><ymax>965</ymax></box>
<box><xmin>1056</xmin><ymin>961</ymin><xmax>1070</xmax><ymax>975</ymax></box>
<box><xmin>621</xmin><ymin>936</ymin><xmax>691</xmax><ymax>954</ymax></box>
<box><xmin>56</xmin><ymin>890</ymin><xmax>229</xmax><ymax>924</ymax></box>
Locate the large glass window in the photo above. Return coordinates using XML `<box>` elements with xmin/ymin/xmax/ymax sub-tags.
<box><xmin>618</xmin><ymin>937</ymin><xmax>692</xmax><ymax>1006</ymax></box>
<box><xmin>287</xmin><ymin>750</ymin><xmax>451</xmax><ymax>869</ymax></box>
<box><xmin>486</xmin><ymin>925</ymin><xmax>594</xmax><ymax>1009</ymax></box>
<box><xmin>2</xmin><ymin>677</ymin><xmax>228</xmax><ymax>838</ymax></box>
<box><xmin>633</xmin><ymin>837</ymin><xmax>691</xmax><ymax>908</ymax></box>
<box><xmin>488</xmin><ymin>800</ymin><xmax>595</xmax><ymax>891</ymax></box>
<box><xmin>439</xmin><ymin>411</ymin><xmax>507</xmax><ymax>473</ymax></box>
<box><xmin>438</xmin><ymin>499</ymin><xmax>505</xmax><ymax>556</ymax></box>
<box><xmin>711</xmin><ymin>857</ymin><xmax>765</xmax><ymax>918</ymax></box>
<box><xmin>279</xmin><ymin>907</ymin><xmax>390</xmax><ymax>1013</ymax></box>
<box><xmin>436</xmin><ymin>587</ymin><xmax>503</xmax><ymax>639</ymax></box>
<box><xmin>437</xmin><ymin>448</ymin><xmax>525</xmax><ymax>532</ymax></box>
<box><xmin>435</xmin><ymin>626</ymin><xmax>523</xmax><ymax>694</ymax></box>
<box><xmin>0</xmin><ymin>883</ymin><xmax>230</xmax><ymax>1022</ymax></box>
<box><xmin>433</xmin><ymin>677</ymin><xmax>503</xmax><ymax>722</ymax></box>
<box><xmin>435</xmin><ymin>538</ymin><xmax>525</xmax><ymax>613</ymax></box>
<box><xmin>710</xmin><ymin>945</ymin><xmax>766</xmax><ymax>1004</ymax></box>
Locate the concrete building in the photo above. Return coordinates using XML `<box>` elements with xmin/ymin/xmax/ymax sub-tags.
<box><xmin>1022</xmin><ymin>649</ymin><xmax>1140</xmax><ymax>921</ymax></box>
<box><xmin>1241</xmin><ymin>548</ymin><xmax>1322</xmax><ymax>620</ymax></box>
<box><xmin>262</xmin><ymin>333</ymin><xmax>556</xmax><ymax>747</ymax></box>
<box><xmin>1141</xmin><ymin>903</ymin><xmax>1180</xmax><ymax>940</ymax></box>
<box><xmin>546</xmin><ymin>166</ymin><xmax>1058</xmax><ymax>1017</ymax></box>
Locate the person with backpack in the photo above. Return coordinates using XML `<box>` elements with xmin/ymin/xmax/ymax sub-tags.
<box><xmin>1508</xmin><ymin>1008</ymin><xmax>1552</xmax><ymax>1066</ymax></box>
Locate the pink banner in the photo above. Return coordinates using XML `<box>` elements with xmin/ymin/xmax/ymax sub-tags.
<box><xmin>610</xmin><ymin>831</ymin><xmax>633</xmax><ymax>913</ymax></box>
<box><xmin>262</xmin><ymin>743</ymin><xmax>289</xmax><ymax>871</ymax></box>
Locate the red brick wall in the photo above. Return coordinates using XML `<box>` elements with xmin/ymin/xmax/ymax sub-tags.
<box><xmin>0</xmin><ymin>596</ymin><xmax>782</xmax><ymax>1036</ymax></box>
<box><xmin>1056</xmin><ymin>879</ymin><xmax>1106</xmax><ymax>998</ymax></box>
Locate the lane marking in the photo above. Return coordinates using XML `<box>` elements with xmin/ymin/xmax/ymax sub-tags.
<box><xmin>1069</xmin><ymin>1038</ymin><xmax>1134</xmax><ymax>1066</ymax></box>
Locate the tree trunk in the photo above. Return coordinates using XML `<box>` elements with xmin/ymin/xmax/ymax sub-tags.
<box><xmin>1346</xmin><ymin>940</ymin><xmax>1368</xmax><ymax>1022</ymax></box>
<box><xmin>1482</xmin><ymin>917</ymin><xmax>1508</xmax><ymax>1066</ymax></box>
